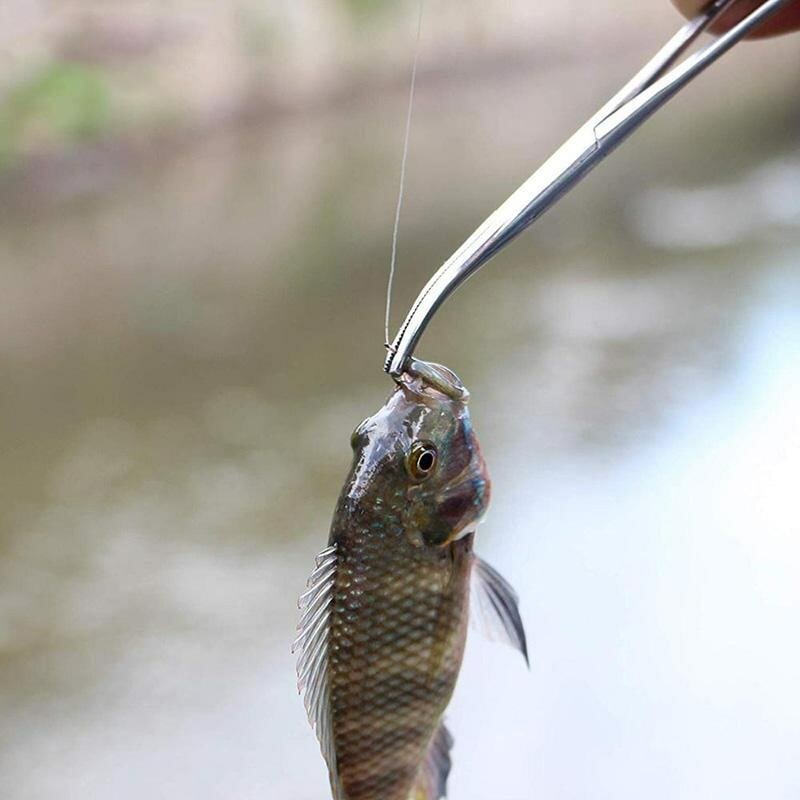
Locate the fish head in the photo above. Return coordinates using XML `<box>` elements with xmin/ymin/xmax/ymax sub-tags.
<box><xmin>346</xmin><ymin>360</ymin><xmax>490</xmax><ymax>548</ymax></box>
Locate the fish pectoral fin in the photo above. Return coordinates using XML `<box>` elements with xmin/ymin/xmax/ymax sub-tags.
<box><xmin>293</xmin><ymin>543</ymin><xmax>343</xmax><ymax>798</ymax></box>
<box><xmin>410</xmin><ymin>721</ymin><xmax>454</xmax><ymax>800</ymax></box>
<box><xmin>471</xmin><ymin>555</ymin><xmax>529</xmax><ymax>666</ymax></box>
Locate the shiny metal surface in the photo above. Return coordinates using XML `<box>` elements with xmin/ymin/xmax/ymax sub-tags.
<box><xmin>385</xmin><ymin>0</ymin><xmax>792</xmax><ymax>376</ymax></box>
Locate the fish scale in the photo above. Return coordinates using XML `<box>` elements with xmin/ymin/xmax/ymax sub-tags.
<box><xmin>295</xmin><ymin>362</ymin><xmax>528</xmax><ymax>800</ymax></box>
<box><xmin>328</xmin><ymin>510</ymin><xmax>471</xmax><ymax>800</ymax></box>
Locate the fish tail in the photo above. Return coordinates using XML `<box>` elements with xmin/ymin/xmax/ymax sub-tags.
<box><xmin>408</xmin><ymin>722</ymin><xmax>453</xmax><ymax>800</ymax></box>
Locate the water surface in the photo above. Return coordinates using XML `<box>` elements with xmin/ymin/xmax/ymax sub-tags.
<box><xmin>1</xmin><ymin>57</ymin><xmax>799</xmax><ymax>800</ymax></box>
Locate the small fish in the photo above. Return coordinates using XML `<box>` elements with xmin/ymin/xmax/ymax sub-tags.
<box><xmin>294</xmin><ymin>359</ymin><xmax>527</xmax><ymax>800</ymax></box>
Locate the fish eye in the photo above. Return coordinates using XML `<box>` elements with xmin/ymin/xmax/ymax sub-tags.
<box><xmin>407</xmin><ymin>441</ymin><xmax>438</xmax><ymax>480</ymax></box>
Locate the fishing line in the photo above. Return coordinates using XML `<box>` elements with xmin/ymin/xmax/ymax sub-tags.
<box><xmin>384</xmin><ymin>0</ymin><xmax>425</xmax><ymax>348</ymax></box>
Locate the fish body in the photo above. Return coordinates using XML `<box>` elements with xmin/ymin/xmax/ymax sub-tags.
<box><xmin>295</xmin><ymin>361</ymin><xmax>526</xmax><ymax>800</ymax></box>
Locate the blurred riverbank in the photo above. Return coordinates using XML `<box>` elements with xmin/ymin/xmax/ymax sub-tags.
<box><xmin>1</xmin><ymin>0</ymin><xmax>798</xmax><ymax>205</ymax></box>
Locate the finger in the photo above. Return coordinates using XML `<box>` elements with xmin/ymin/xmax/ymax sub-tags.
<box><xmin>672</xmin><ymin>0</ymin><xmax>800</xmax><ymax>38</ymax></box>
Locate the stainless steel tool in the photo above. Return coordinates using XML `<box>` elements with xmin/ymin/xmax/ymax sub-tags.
<box><xmin>385</xmin><ymin>0</ymin><xmax>792</xmax><ymax>376</ymax></box>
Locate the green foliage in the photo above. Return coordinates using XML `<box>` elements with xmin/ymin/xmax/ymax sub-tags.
<box><xmin>339</xmin><ymin>0</ymin><xmax>394</xmax><ymax>22</ymax></box>
<box><xmin>0</xmin><ymin>62</ymin><xmax>111</xmax><ymax>167</ymax></box>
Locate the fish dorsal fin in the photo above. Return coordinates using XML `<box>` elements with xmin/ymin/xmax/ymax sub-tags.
<box><xmin>292</xmin><ymin>543</ymin><xmax>343</xmax><ymax>798</ymax></box>
<box><xmin>410</xmin><ymin>721</ymin><xmax>454</xmax><ymax>800</ymax></box>
<box><xmin>471</xmin><ymin>556</ymin><xmax>529</xmax><ymax>666</ymax></box>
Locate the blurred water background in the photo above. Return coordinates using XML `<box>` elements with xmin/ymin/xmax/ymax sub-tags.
<box><xmin>1</xmin><ymin>2</ymin><xmax>800</xmax><ymax>798</ymax></box>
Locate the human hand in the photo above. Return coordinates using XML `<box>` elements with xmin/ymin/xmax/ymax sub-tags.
<box><xmin>672</xmin><ymin>0</ymin><xmax>800</xmax><ymax>37</ymax></box>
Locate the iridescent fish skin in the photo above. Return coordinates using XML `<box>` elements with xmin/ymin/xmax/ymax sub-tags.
<box><xmin>295</xmin><ymin>361</ymin><xmax>526</xmax><ymax>800</ymax></box>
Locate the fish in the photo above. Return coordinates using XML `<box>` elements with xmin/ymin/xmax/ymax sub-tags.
<box><xmin>294</xmin><ymin>359</ymin><xmax>527</xmax><ymax>800</ymax></box>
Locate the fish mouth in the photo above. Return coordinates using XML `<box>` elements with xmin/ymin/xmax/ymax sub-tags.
<box><xmin>398</xmin><ymin>358</ymin><xmax>470</xmax><ymax>402</ymax></box>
